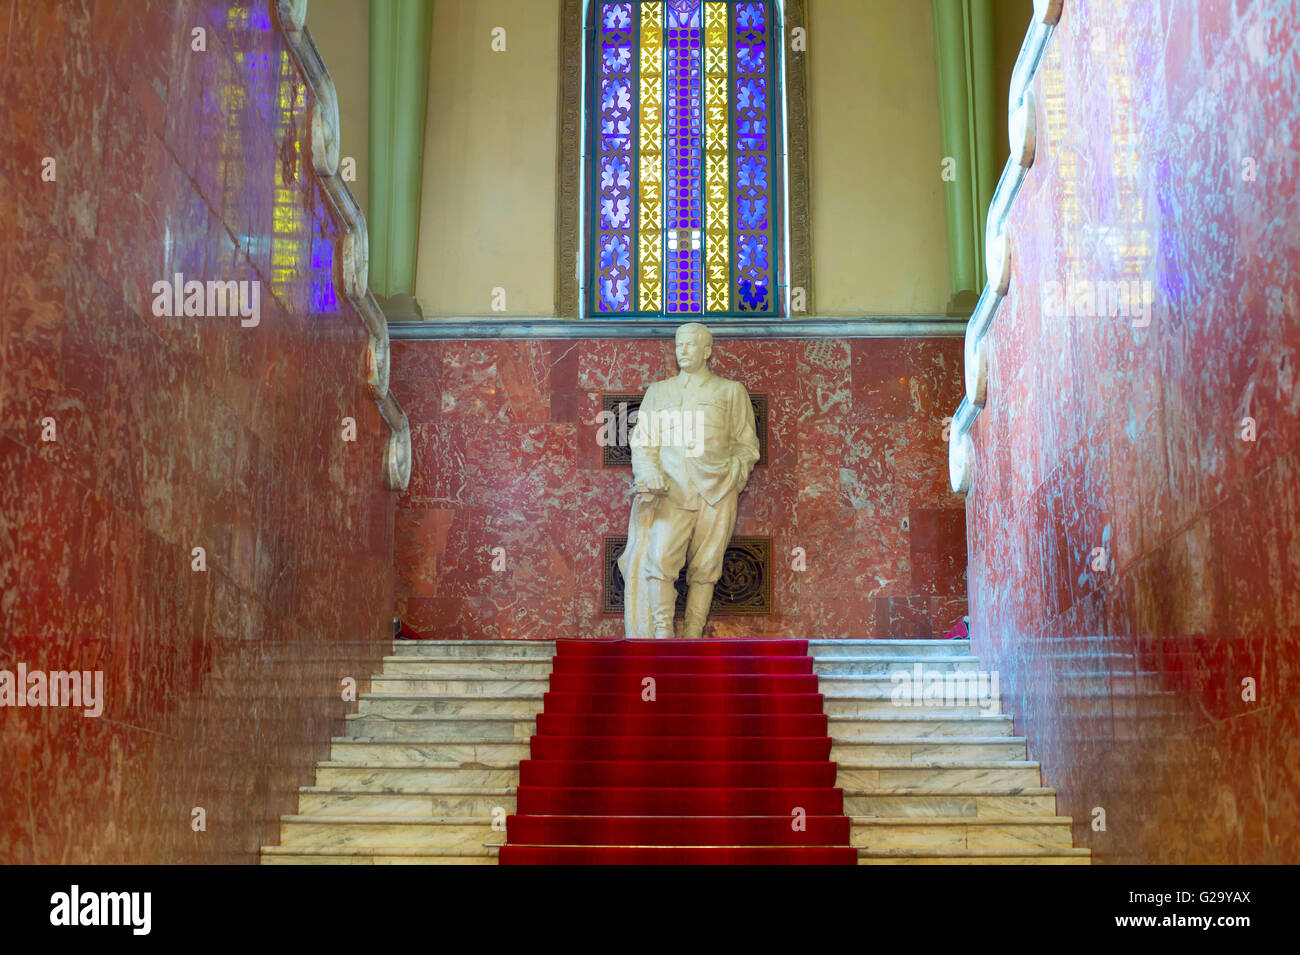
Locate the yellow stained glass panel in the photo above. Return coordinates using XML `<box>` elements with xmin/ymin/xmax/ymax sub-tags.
<box><xmin>703</xmin><ymin>1</ymin><xmax>730</xmax><ymax>312</ymax></box>
<box><xmin>638</xmin><ymin>2</ymin><xmax>664</xmax><ymax>312</ymax></box>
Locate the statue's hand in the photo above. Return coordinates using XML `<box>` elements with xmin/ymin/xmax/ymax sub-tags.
<box><xmin>728</xmin><ymin>458</ymin><xmax>746</xmax><ymax>491</ymax></box>
<box><xmin>643</xmin><ymin>468</ymin><xmax>668</xmax><ymax>492</ymax></box>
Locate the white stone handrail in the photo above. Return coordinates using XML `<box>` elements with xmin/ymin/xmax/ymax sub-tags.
<box><xmin>272</xmin><ymin>0</ymin><xmax>411</xmax><ymax>492</ymax></box>
<box><xmin>947</xmin><ymin>0</ymin><xmax>1063</xmax><ymax>494</ymax></box>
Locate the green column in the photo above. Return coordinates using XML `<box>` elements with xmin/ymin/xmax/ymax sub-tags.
<box><xmin>932</xmin><ymin>0</ymin><xmax>997</xmax><ymax>315</ymax></box>
<box><xmin>369</xmin><ymin>0</ymin><xmax>434</xmax><ymax>313</ymax></box>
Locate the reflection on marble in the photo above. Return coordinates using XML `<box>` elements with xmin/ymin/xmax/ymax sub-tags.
<box><xmin>393</xmin><ymin>337</ymin><xmax>968</xmax><ymax>639</ymax></box>
<box><xmin>967</xmin><ymin>0</ymin><xmax>1300</xmax><ymax>863</ymax></box>
<box><xmin>0</xmin><ymin>0</ymin><xmax>393</xmax><ymax>863</ymax></box>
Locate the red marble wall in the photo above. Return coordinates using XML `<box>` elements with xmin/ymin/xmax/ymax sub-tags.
<box><xmin>967</xmin><ymin>0</ymin><xmax>1299</xmax><ymax>863</ymax></box>
<box><xmin>393</xmin><ymin>337</ymin><xmax>966</xmax><ymax>640</ymax></box>
<box><xmin>0</xmin><ymin>0</ymin><xmax>393</xmax><ymax>862</ymax></box>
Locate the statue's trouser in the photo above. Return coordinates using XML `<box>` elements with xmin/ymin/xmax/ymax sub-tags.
<box><xmin>644</xmin><ymin>493</ymin><xmax>738</xmax><ymax>639</ymax></box>
<box><xmin>649</xmin><ymin>577</ymin><xmax>678</xmax><ymax>640</ymax></box>
<box><xmin>681</xmin><ymin>582</ymin><xmax>715</xmax><ymax>639</ymax></box>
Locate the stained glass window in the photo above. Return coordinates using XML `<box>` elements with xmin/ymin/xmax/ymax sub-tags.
<box><xmin>585</xmin><ymin>0</ymin><xmax>784</xmax><ymax>317</ymax></box>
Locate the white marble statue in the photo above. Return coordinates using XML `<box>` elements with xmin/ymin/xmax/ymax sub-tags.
<box><xmin>617</xmin><ymin>323</ymin><xmax>761</xmax><ymax>639</ymax></box>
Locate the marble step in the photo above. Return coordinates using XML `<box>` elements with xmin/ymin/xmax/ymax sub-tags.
<box><xmin>830</xmin><ymin>738</ymin><xmax>1027</xmax><ymax>763</ymax></box>
<box><xmin>369</xmin><ymin>676</ymin><xmax>552</xmax><ymax>695</ymax></box>
<box><xmin>358</xmin><ymin>695</ymin><xmax>544</xmax><ymax>718</ymax></box>
<box><xmin>315</xmin><ymin>761</ymin><xmax>521</xmax><ymax>788</ymax></box>
<box><xmin>296</xmin><ymin>786</ymin><xmax>1058</xmax><ymax>820</ymax></box>
<box><xmin>824</xmin><ymin>696</ymin><xmax>1000</xmax><ymax>716</ymax></box>
<box><xmin>370</xmin><ymin>673</ymin><xmax>1001</xmax><ymax>694</ymax></box>
<box><xmin>380</xmin><ymin>657</ymin><xmax>556</xmax><ymax>678</ymax></box>
<box><xmin>850</xmin><ymin>815</ymin><xmax>1074</xmax><ymax>849</ymax></box>
<box><xmin>278</xmin><ymin>814</ymin><xmax>1072</xmax><ymax>850</ymax></box>
<box><xmin>388</xmin><ymin>639</ymin><xmax>969</xmax><ymax>659</ymax></box>
<box><xmin>843</xmin><ymin>788</ymin><xmax>1058</xmax><ymax>817</ymax></box>
<box><xmin>358</xmin><ymin>690</ymin><xmax>1003</xmax><ymax>718</ymax></box>
<box><xmin>330</xmin><ymin>738</ymin><xmax>531</xmax><ymax>763</ymax></box>
<box><xmin>827</xmin><ymin>714</ymin><xmax>1014</xmax><ymax>738</ymax></box>
<box><xmin>393</xmin><ymin>640</ymin><xmax>557</xmax><ymax>659</ymax></box>
<box><xmin>857</xmin><ymin>847</ymin><xmax>1090</xmax><ymax>865</ymax></box>
<box><xmin>813</xmin><ymin>657</ymin><xmax>981</xmax><ymax>675</ymax></box>
<box><xmin>276</xmin><ymin>815</ymin><xmax>503</xmax><ymax>849</ymax></box>
<box><xmin>330</xmin><ymin>735</ymin><xmax>1023</xmax><ymax>764</ymax></box>
<box><xmin>344</xmin><ymin>714</ymin><xmax>536</xmax><ymax>740</ymax></box>
<box><xmin>810</xmin><ymin>640</ymin><xmax>971</xmax><ymax>658</ymax></box>
<box><xmin>373</xmin><ymin>658</ymin><xmax>985</xmax><ymax>679</ymax></box>
<box><xmin>296</xmin><ymin>787</ymin><xmax>517</xmax><ymax>817</ymax></box>
<box><xmin>816</xmin><ymin>675</ymin><xmax>999</xmax><ymax>696</ymax></box>
<box><xmin>835</xmin><ymin>761</ymin><xmax>1041</xmax><ymax>790</ymax></box>
<box><xmin>261</xmin><ymin>845</ymin><xmax>498</xmax><ymax>865</ymax></box>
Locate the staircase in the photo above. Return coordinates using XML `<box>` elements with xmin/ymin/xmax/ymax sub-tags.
<box><xmin>260</xmin><ymin>640</ymin><xmax>549</xmax><ymax>864</ymax></box>
<box><xmin>261</xmin><ymin>637</ymin><xmax>1090</xmax><ymax>864</ymax></box>
<box><xmin>501</xmin><ymin>638</ymin><xmax>856</xmax><ymax>864</ymax></box>
<box><xmin>815</xmin><ymin>639</ymin><xmax>1088</xmax><ymax>864</ymax></box>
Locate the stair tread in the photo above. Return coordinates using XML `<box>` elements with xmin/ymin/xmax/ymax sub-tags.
<box><xmin>390</xmin><ymin>639</ymin><xmax>967</xmax><ymax>646</ymax></box>
<box><xmin>374</xmin><ymin>675</ymin><xmax>550</xmax><ymax>681</ymax></box>
<box><xmin>329</xmin><ymin>735</ymin><xmax>1034</xmax><ymax>744</ymax></box>
<box><xmin>817</xmin><ymin>673</ymin><xmax>990</xmax><ymax>680</ymax></box>
<box><xmin>363</xmin><ymin>693</ymin><xmax>545</xmax><ymax>699</ymax></box>
<box><xmin>379</xmin><ymin>654</ymin><xmax>553</xmax><ymax>660</ymax></box>
<box><xmin>837</xmin><ymin>760</ymin><xmax>1039</xmax><ymax>768</ymax></box>
<box><xmin>815</xmin><ymin>656</ymin><xmax>978</xmax><ymax>662</ymax></box>
<box><xmin>850</xmin><ymin>815</ymin><xmax>1073</xmax><ymax>825</ymax></box>
<box><xmin>857</xmin><ymin>847</ymin><xmax>1090</xmax><ymax>857</ymax></box>
<box><xmin>339</xmin><ymin>735</ymin><xmax>846</xmax><ymax>743</ymax></box>
<box><xmin>502</xmin><ymin>843</ymin><xmax>851</xmax><ymax>849</ymax></box>
<box><xmin>319</xmin><ymin>758</ymin><xmax>1041</xmax><ymax>768</ymax></box>
<box><xmin>281</xmin><ymin>815</ymin><xmax>500</xmax><ymax>825</ymax></box>
<box><xmin>841</xmin><ymin>787</ymin><xmax>1055</xmax><ymax>795</ymax></box>
<box><xmin>810</xmin><ymin>640</ymin><xmax>969</xmax><ymax>646</ymax></box>
<box><xmin>262</xmin><ymin>845</ymin><xmax>499</xmax><ymax>856</ymax></box>
<box><xmin>508</xmin><ymin>813</ymin><xmax>851</xmax><ymax>820</ymax></box>
<box><xmin>332</xmin><ymin>737</ymin><xmax>531</xmax><ymax>744</ymax></box>
<box><xmin>345</xmin><ymin>714</ymin><xmax>534</xmax><ymax>721</ymax></box>
<box><xmin>832</xmin><ymin>737</ymin><xmax>1025</xmax><ymax>744</ymax></box>
<box><xmin>827</xmin><ymin>714</ymin><xmax>1009</xmax><ymax>721</ymax></box>
<box><xmin>300</xmin><ymin>786</ymin><xmax>515</xmax><ymax>794</ymax></box>
<box><xmin>318</xmin><ymin>760</ymin><xmax>523</xmax><ymax>768</ymax></box>
<box><xmin>395</xmin><ymin>640</ymin><xmax>554</xmax><ymax>646</ymax></box>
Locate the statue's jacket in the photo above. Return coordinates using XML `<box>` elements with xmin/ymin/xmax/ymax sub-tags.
<box><xmin>629</xmin><ymin>370</ymin><xmax>761</xmax><ymax>509</ymax></box>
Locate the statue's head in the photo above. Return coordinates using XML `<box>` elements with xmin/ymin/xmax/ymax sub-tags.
<box><xmin>674</xmin><ymin>322</ymin><xmax>713</xmax><ymax>373</ymax></box>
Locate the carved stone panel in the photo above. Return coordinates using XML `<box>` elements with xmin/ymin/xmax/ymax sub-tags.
<box><xmin>604</xmin><ymin>535</ymin><xmax>773</xmax><ymax>615</ymax></box>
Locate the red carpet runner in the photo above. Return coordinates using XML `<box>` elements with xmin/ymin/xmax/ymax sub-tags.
<box><xmin>500</xmin><ymin>638</ymin><xmax>857</xmax><ymax>865</ymax></box>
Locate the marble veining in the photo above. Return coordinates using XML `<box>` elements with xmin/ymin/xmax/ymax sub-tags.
<box><xmin>0</xmin><ymin>0</ymin><xmax>394</xmax><ymax>863</ymax></box>
<box><xmin>965</xmin><ymin>0</ymin><xmax>1300</xmax><ymax>863</ymax></box>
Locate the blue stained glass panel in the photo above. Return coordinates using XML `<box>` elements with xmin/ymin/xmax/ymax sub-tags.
<box><xmin>732</xmin><ymin>0</ymin><xmax>772</xmax><ymax>312</ymax></box>
<box><xmin>594</xmin><ymin>2</ymin><xmax>636</xmax><ymax>311</ymax></box>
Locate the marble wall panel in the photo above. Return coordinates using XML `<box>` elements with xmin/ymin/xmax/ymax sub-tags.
<box><xmin>967</xmin><ymin>0</ymin><xmax>1300</xmax><ymax>864</ymax></box>
<box><xmin>0</xmin><ymin>0</ymin><xmax>394</xmax><ymax>863</ymax></box>
<box><xmin>394</xmin><ymin>337</ymin><xmax>967</xmax><ymax>640</ymax></box>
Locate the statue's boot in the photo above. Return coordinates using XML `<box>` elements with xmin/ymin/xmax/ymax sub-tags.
<box><xmin>650</xmin><ymin>577</ymin><xmax>677</xmax><ymax>639</ymax></box>
<box><xmin>681</xmin><ymin>582</ymin><xmax>714</xmax><ymax>639</ymax></box>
